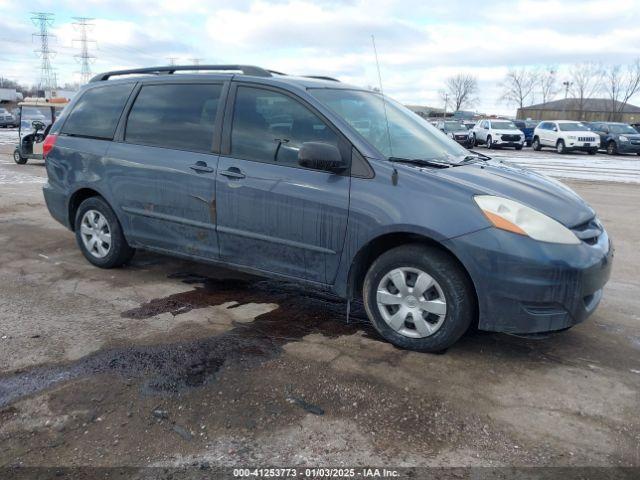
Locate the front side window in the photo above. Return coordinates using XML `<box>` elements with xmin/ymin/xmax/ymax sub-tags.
<box><xmin>231</xmin><ymin>86</ymin><xmax>338</xmax><ymax>167</ymax></box>
<box><xmin>62</xmin><ymin>83</ymin><xmax>134</xmax><ymax>139</ymax></box>
<box><xmin>310</xmin><ymin>88</ymin><xmax>467</xmax><ymax>162</ymax></box>
<box><xmin>125</xmin><ymin>83</ymin><xmax>222</xmax><ymax>152</ymax></box>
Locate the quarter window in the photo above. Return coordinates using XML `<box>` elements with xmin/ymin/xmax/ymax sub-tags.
<box><xmin>125</xmin><ymin>83</ymin><xmax>222</xmax><ymax>152</ymax></box>
<box><xmin>62</xmin><ymin>83</ymin><xmax>134</xmax><ymax>139</ymax></box>
<box><xmin>231</xmin><ymin>86</ymin><xmax>338</xmax><ymax>167</ymax></box>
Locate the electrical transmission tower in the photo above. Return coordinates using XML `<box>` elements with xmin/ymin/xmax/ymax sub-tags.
<box><xmin>31</xmin><ymin>12</ymin><xmax>56</xmax><ymax>92</ymax></box>
<box><xmin>73</xmin><ymin>17</ymin><xmax>96</xmax><ymax>84</ymax></box>
<box><xmin>168</xmin><ymin>57</ymin><xmax>178</xmax><ymax>66</ymax></box>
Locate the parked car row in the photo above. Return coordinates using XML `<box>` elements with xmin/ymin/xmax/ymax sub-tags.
<box><xmin>435</xmin><ymin>117</ymin><xmax>640</xmax><ymax>155</ymax></box>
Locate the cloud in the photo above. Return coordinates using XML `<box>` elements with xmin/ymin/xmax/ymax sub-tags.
<box><xmin>1</xmin><ymin>0</ymin><xmax>640</xmax><ymax>115</ymax></box>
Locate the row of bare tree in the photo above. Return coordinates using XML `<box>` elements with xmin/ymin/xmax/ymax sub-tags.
<box><xmin>440</xmin><ymin>59</ymin><xmax>640</xmax><ymax>121</ymax></box>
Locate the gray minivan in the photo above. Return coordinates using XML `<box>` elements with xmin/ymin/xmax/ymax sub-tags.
<box><xmin>42</xmin><ymin>65</ymin><xmax>613</xmax><ymax>352</ymax></box>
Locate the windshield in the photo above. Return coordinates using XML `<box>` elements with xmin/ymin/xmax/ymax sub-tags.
<box><xmin>491</xmin><ymin>121</ymin><xmax>517</xmax><ymax>130</ymax></box>
<box><xmin>309</xmin><ymin>88</ymin><xmax>468</xmax><ymax>162</ymax></box>
<box><xmin>558</xmin><ymin>122</ymin><xmax>589</xmax><ymax>131</ymax></box>
<box><xmin>609</xmin><ymin>124</ymin><xmax>638</xmax><ymax>134</ymax></box>
<box><xmin>443</xmin><ymin>121</ymin><xmax>466</xmax><ymax>132</ymax></box>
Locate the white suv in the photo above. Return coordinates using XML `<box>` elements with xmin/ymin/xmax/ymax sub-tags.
<box><xmin>532</xmin><ymin>121</ymin><xmax>599</xmax><ymax>155</ymax></box>
<box><xmin>472</xmin><ymin>119</ymin><xmax>525</xmax><ymax>150</ymax></box>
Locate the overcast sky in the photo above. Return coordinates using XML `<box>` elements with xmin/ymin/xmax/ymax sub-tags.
<box><xmin>1</xmin><ymin>0</ymin><xmax>640</xmax><ymax>115</ymax></box>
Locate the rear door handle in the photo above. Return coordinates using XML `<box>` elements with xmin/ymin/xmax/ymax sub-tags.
<box><xmin>190</xmin><ymin>161</ymin><xmax>214</xmax><ymax>173</ymax></box>
<box><xmin>220</xmin><ymin>168</ymin><xmax>246</xmax><ymax>179</ymax></box>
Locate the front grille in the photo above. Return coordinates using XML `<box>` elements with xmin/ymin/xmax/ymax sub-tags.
<box><xmin>455</xmin><ymin>135</ymin><xmax>467</xmax><ymax>140</ymax></box>
<box><xmin>578</xmin><ymin>136</ymin><xmax>596</xmax><ymax>142</ymax></box>
<box><xmin>571</xmin><ymin>217</ymin><xmax>602</xmax><ymax>245</ymax></box>
<box><xmin>501</xmin><ymin>134</ymin><xmax>520</xmax><ymax>141</ymax></box>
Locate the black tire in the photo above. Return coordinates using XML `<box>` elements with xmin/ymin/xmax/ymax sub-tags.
<box><xmin>606</xmin><ymin>141</ymin><xmax>617</xmax><ymax>155</ymax></box>
<box><xmin>74</xmin><ymin>196</ymin><xmax>135</xmax><ymax>268</ymax></box>
<box><xmin>526</xmin><ymin>140</ymin><xmax>532</xmax><ymax>147</ymax></box>
<box><xmin>13</xmin><ymin>149</ymin><xmax>27</xmax><ymax>165</ymax></box>
<box><xmin>532</xmin><ymin>137</ymin><xmax>542</xmax><ymax>151</ymax></box>
<box><xmin>556</xmin><ymin>139</ymin><xmax>565</xmax><ymax>154</ymax></box>
<box><xmin>486</xmin><ymin>135</ymin><xmax>493</xmax><ymax>149</ymax></box>
<box><xmin>515</xmin><ymin>145</ymin><xmax>523</xmax><ymax>151</ymax></box>
<box><xmin>362</xmin><ymin>244</ymin><xmax>475</xmax><ymax>353</ymax></box>
<box><xmin>472</xmin><ymin>133</ymin><xmax>477</xmax><ymax>147</ymax></box>
<box><xmin>588</xmin><ymin>148</ymin><xmax>597</xmax><ymax>155</ymax></box>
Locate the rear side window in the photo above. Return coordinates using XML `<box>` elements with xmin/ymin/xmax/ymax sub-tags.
<box><xmin>231</xmin><ymin>86</ymin><xmax>338</xmax><ymax>167</ymax></box>
<box><xmin>62</xmin><ymin>83</ymin><xmax>134</xmax><ymax>139</ymax></box>
<box><xmin>125</xmin><ymin>83</ymin><xmax>222</xmax><ymax>152</ymax></box>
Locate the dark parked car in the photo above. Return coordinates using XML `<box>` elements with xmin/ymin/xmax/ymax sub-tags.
<box><xmin>435</xmin><ymin>120</ymin><xmax>473</xmax><ymax>147</ymax></box>
<box><xmin>514</xmin><ymin>120</ymin><xmax>538</xmax><ymax>147</ymax></box>
<box><xmin>0</xmin><ymin>107</ymin><xmax>18</xmax><ymax>128</ymax></box>
<box><xmin>42</xmin><ymin>65</ymin><xmax>613</xmax><ymax>352</ymax></box>
<box><xmin>589</xmin><ymin>122</ymin><xmax>640</xmax><ymax>155</ymax></box>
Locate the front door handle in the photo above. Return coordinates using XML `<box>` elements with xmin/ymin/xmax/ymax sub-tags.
<box><xmin>190</xmin><ymin>161</ymin><xmax>214</xmax><ymax>173</ymax></box>
<box><xmin>220</xmin><ymin>167</ymin><xmax>246</xmax><ymax>179</ymax></box>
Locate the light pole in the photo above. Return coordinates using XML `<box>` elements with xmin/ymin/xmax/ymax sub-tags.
<box><xmin>443</xmin><ymin>93</ymin><xmax>449</xmax><ymax>119</ymax></box>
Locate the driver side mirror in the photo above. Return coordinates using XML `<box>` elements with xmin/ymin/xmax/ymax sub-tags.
<box><xmin>552</xmin><ymin>126</ymin><xmax>558</xmax><ymax>132</ymax></box>
<box><xmin>298</xmin><ymin>142</ymin><xmax>347</xmax><ymax>173</ymax></box>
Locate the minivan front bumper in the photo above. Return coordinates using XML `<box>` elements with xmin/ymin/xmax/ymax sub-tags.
<box><xmin>445</xmin><ymin>225</ymin><xmax>613</xmax><ymax>334</ymax></box>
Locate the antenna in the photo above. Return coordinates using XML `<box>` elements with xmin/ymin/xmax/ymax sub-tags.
<box><xmin>371</xmin><ymin>35</ymin><xmax>393</xmax><ymax>158</ymax></box>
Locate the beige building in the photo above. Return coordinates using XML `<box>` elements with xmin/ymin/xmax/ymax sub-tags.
<box><xmin>517</xmin><ymin>98</ymin><xmax>640</xmax><ymax>123</ymax></box>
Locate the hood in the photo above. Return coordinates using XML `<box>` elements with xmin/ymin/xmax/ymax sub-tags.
<box><xmin>430</xmin><ymin>160</ymin><xmax>595</xmax><ymax>227</ymax></box>
<box><xmin>449</xmin><ymin>130</ymin><xmax>470</xmax><ymax>135</ymax></box>
<box><xmin>493</xmin><ymin>129</ymin><xmax>524</xmax><ymax>135</ymax></box>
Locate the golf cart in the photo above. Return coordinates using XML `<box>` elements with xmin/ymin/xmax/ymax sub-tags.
<box><xmin>13</xmin><ymin>98</ymin><xmax>69</xmax><ymax>165</ymax></box>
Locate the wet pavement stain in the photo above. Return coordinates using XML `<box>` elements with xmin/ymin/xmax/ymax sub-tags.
<box><xmin>0</xmin><ymin>273</ymin><xmax>376</xmax><ymax>408</ymax></box>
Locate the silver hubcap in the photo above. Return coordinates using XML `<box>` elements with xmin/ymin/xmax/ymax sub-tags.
<box><xmin>376</xmin><ymin>267</ymin><xmax>447</xmax><ymax>338</ymax></box>
<box><xmin>80</xmin><ymin>210</ymin><xmax>111</xmax><ymax>259</ymax></box>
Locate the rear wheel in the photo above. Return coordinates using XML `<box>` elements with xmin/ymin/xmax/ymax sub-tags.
<box><xmin>363</xmin><ymin>244</ymin><xmax>475</xmax><ymax>352</ymax></box>
<box><xmin>556</xmin><ymin>140</ymin><xmax>565</xmax><ymax>154</ymax></box>
<box><xmin>606</xmin><ymin>141</ymin><xmax>617</xmax><ymax>155</ymax></box>
<box><xmin>532</xmin><ymin>137</ymin><xmax>542</xmax><ymax>151</ymax></box>
<box><xmin>13</xmin><ymin>149</ymin><xmax>27</xmax><ymax>165</ymax></box>
<box><xmin>75</xmin><ymin>196</ymin><xmax>135</xmax><ymax>268</ymax></box>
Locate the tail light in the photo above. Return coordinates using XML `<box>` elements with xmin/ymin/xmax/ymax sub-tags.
<box><xmin>42</xmin><ymin>134</ymin><xmax>58</xmax><ymax>159</ymax></box>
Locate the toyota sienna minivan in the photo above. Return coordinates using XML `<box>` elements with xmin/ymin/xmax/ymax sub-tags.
<box><xmin>42</xmin><ymin>65</ymin><xmax>613</xmax><ymax>352</ymax></box>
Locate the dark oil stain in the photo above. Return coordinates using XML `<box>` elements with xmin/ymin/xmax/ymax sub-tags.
<box><xmin>0</xmin><ymin>274</ymin><xmax>376</xmax><ymax>408</ymax></box>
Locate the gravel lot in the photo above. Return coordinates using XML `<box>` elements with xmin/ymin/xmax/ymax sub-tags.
<box><xmin>0</xmin><ymin>148</ymin><xmax>639</xmax><ymax>471</ymax></box>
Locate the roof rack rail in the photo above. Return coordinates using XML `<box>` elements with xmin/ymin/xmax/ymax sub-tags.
<box><xmin>304</xmin><ymin>75</ymin><xmax>340</xmax><ymax>82</ymax></box>
<box><xmin>90</xmin><ymin>65</ymin><xmax>272</xmax><ymax>82</ymax></box>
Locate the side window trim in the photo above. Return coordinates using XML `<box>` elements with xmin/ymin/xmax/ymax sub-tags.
<box><xmin>119</xmin><ymin>81</ymin><xmax>226</xmax><ymax>154</ymax></box>
<box><xmin>221</xmin><ymin>81</ymin><xmax>353</xmax><ymax>173</ymax></box>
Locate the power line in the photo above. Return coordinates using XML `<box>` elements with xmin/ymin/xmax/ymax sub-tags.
<box><xmin>31</xmin><ymin>12</ymin><xmax>56</xmax><ymax>91</ymax></box>
<box><xmin>73</xmin><ymin>17</ymin><xmax>96</xmax><ymax>84</ymax></box>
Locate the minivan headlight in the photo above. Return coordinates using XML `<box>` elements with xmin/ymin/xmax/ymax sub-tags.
<box><xmin>474</xmin><ymin>195</ymin><xmax>580</xmax><ymax>244</ymax></box>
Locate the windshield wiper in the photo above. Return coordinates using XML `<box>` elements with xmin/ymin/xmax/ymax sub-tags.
<box><xmin>389</xmin><ymin>157</ymin><xmax>452</xmax><ymax>169</ymax></box>
<box><xmin>458</xmin><ymin>150</ymin><xmax>492</xmax><ymax>163</ymax></box>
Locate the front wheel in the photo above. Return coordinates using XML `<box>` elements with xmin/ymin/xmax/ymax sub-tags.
<box><xmin>363</xmin><ymin>244</ymin><xmax>475</xmax><ymax>352</ymax></box>
<box><xmin>606</xmin><ymin>141</ymin><xmax>617</xmax><ymax>155</ymax></box>
<box><xmin>486</xmin><ymin>135</ymin><xmax>493</xmax><ymax>149</ymax></box>
<box><xmin>75</xmin><ymin>196</ymin><xmax>135</xmax><ymax>268</ymax></box>
<box><xmin>588</xmin><ymin>148</ymin><xmax>597</xmax><ymax>155</ymax></box>
<box><xmin>532</xmin><ymin>137</ymin><xmax>542</xmax><ymax>151</ymax></box>
<box><xmin>13</xmin><ymin>149</ymin><xmax>27</xmax><ymax>164</ymax></box>
<box><xmin>556</xmin><ymin>140</ymin><xmax>565</xmax><ymax>154</ymax></box>
<box><xmin>515</xmin><ymin>145</ymin><xmax>523</xmax><ymax>151</ymax></box>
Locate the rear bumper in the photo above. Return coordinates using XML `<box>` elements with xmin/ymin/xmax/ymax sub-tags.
<box><xmin>43</xmin><ymin>182</ymin><xmax>72</xmax><ymax>229</ymax></box>
<box><xmin>445</xmin><ymin>226</ymin><xmax>613</xmax><ymax>334</ymax></box>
